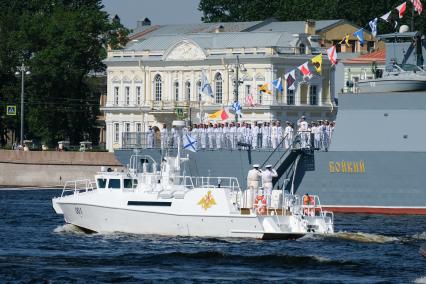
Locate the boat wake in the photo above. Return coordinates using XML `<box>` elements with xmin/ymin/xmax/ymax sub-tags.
<box><xmin>53</xmin><ymin>224</ymin><xmax>89</xmax><ymax>235</ymax></box>
<box><xmin>412</xmin><ymin>232</ymin><xmax>426</xmax><ymax>240</ymax></box>
<box><xmin>414</xmin><ymin>276</ymin><xmax>426</xmax><ymax>284</ymax></box>
<box><xmin>331</xmin><ymin>231</ymin><xmax>399</xmax><ymax>243</ymax></box>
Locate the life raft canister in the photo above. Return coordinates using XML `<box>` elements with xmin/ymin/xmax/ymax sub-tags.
<box><xmin>254</xmin><ymin>195</ymin><xmax>267</xmax><ymax>215</ymax></box>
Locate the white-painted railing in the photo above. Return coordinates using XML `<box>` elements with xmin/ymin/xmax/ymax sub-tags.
<box><xmin>61</xmin><ymin>179</ymin><xmax>97</xmax><ymax>197</ymax></box>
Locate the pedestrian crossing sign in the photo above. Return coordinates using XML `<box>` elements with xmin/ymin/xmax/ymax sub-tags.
<box><xmin>175</xmin><ymin>108</ymin><xmax>186</xmax><ymax>119</ymax></box>
<box><xmin>6</xmin><ymin>105</ymin><xmax>16</xmax><ymax>116</ymax></box>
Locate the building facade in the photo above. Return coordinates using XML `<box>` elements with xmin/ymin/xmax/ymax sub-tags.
<box><xmin>103</xmin><ymin>21</ymin><xmax>347</xmax><ymax>151</ymax></box>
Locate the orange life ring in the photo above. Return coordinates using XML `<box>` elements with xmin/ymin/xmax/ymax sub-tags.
<box><xmin>254</xmin><ymin>195</ymin><xmax>267</xmax><ymax>215</ymax></box>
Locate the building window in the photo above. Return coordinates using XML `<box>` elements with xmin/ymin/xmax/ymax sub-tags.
<box><xmin>287</xmin><ymin>89</ymin><xmax>295</xmax><ymax>105</ymax></box>
<box><xmin>174</xmin><ymin>81</ymin><xmax>179</xmax><ymax>101</ymax></box>
<box><xmin>309</xmin><ymin>85</ymin><xmax>318</xmax><ymax>105</ymax></box>
<box><xmin>196</xmin><ymin>80</ymin><xmax>201</xmax><ymax>101</ymax></box>
<box><xmin>125</xmin><ymin>86</ymin><xmax>130</xmax><ymax>105</ymax></box>
<box><xmin>257</xmin><ymin>84</ymin><xmax>263</xmax><ymax>104</ymax></box>
<box><xmin>114</xmin><ymin>123</ymin><xmax>119</xmax><ymax>142</ymax></box>
<box><xmin>125</xmin><ymin>122</ymin><xmax>131</xmax><ymax>133</ymax></box>
<box><xmin>185</xmin><ymin>81</ymin><xmax>191</xmax><ymax>101</ymax></box>
<box><xmin>154</xmin><ymin>74</ymin><xmax>162</xmax><ymax>101</ymax></box>
<box><xmin>215</xmin><ymin>73</ymin><xmax>222</xmax><ymax>104</ymax></box>
<box><xmin>299</xmin><ymin>44</ymin><xmax>306</xmax><ymax>54</ymax></box>
<box><xmin>136</xmin><ymin>86</ymin><xmax>141</xmax><ymax>105</ymax></box>
<box><xmin>245</xmin><ymin>85</ymin><xmax>251</xmax><ymax>97</ymax></box>
<box><xmin>114</xmin><ymin>86</ymin><xmax>119</xmax><ymax>105</ymax></box>
<box><xmin>136</xmin><ymin>123</ymin><xmax>141</xmax><ymax>132</ymax></box>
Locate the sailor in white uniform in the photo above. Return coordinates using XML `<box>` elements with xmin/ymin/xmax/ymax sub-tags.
<box><xmin>277</xmin><ymin>121</ymin><xmax>283</xmax><ymax>148</ymax></box>
<box><xmin>200</xmin><ymin>125</ymin><xmax>208</xmax><ymax>149</ymax></box>
<box><xmin>298</xmin><ymin>116</ymin><xmax>309</xmax><ymax>148</ymax></box>
<box><xmin>160</xmin><ymin>124</ymin><xmax>168</xmax><ymax>149</ymax></box>
<box><xmin>215</xmin><ymin>124</ymin><xmax>223</xmax><ymax>149</ymax></box>
<box><xmin>230</xmin><ymin>123</ymin><xmax>237</xmax><ymax>149</ymax></box>
<box><xmin>251</xmin><ymin>123</ymin><xmax>259</xmax><ymax>149</ymax></box>
<box><xmin>284</xmin><ymin>121</ymin><xmax>293</xmax><ymax>149</ymax></box>
<box><xmin>313</xmin><ymin>121</ymin><xmax>321</xmax><ymax>150</ymax></box>
<box><xmin>147</xmin><ymin>126</ymin><xmax>154</xmax><ymax>148</ymax></box>
<box><xmin>171</xmin><ymin>126</ymin><xmax>180</xmax><ymax>148</ymax></box>
<box><xmin>271</xmin><ymin>121</ymin><xmax>278</xmax><ymax>149</ymax></box>
<box><xmin>261</xmin><ymin>165</ymin><xmax>278</xmax><ymax>207</ymax></box>
<box><xmin>247</xmin><ymin>164</ymin><xmax>262</xmax><ymax>204</ymax></box>
<box><xmin>208</xmin><ymin>124</ymin><xmax>215</xmax><ymax>149</ymax></box>
<box><xmin>262</xmin><ymin>122</ymin><xmax>269</xmax><ymax>149</ymax></box>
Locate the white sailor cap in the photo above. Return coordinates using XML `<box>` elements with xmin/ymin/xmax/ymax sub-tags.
<box><xmin>258</xmin><ymin>189</ymin><xmax>264</xmax><ymax>196</ymax></box>
<box><xmin>253</xmin><ymin>164</ymin><xmax>260</xmax><ymax>168</ymax></box>
<box><xmin>266</xmin><ymin>164</ymin><xmax>272</xmax><ymax>168</ymax></box>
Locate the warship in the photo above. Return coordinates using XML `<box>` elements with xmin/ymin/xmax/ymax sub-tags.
<box><xmin>114</xmin><ymin>31</ymin><xmax>426</xmax><ymax>214</ymax></box>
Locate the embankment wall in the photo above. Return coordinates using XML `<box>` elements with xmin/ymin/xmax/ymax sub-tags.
<box><xmin>0</xmin><ymin>150</ymin><xmax>123</xmax><ymax>187</ymax></box>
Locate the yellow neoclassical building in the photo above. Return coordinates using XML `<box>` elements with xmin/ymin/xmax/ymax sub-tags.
<box><xmin>103</xmin><ymin>19</ymin><xmax>374</xmax><ymax>151</ymax></box>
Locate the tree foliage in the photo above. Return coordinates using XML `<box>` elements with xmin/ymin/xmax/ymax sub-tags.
<box><xmin>199</xmin><ymin>0</ymin><xmax>426</xmax><ymax>35</ymax></box>
<box><xmin>0</xmin><ymin>0</ymin><xmax>129</xmax><ymax>146</ymax></box>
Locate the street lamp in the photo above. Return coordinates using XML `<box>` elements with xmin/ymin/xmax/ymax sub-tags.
<box><xmin>15</xmin><ymin>62</ymin><xmax>30</xmax><ymax>146</ymax></box>
<box><xmin>229</xmin><ymin>56</ymin><xmax>246</xmax><ymax>123</ymax></box>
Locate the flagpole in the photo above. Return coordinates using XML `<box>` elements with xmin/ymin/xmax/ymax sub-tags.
<box><xmin>234</xmin><ymin>56</ymin><xmax>239</xmax><ymax>123</ymax></box>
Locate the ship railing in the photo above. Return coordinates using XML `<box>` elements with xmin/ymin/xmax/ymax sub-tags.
<box><xmin>121</xmin><ymin>131</ymin><xmax>298</xmax><ymax>151</ymax></box>
<box><xmin>191</xmin><ymin>176</ymin><xmax>241</xmax><ymax>192</ymax></box>
<box><xmin>61</xmin><ymin>179</ymin><xmax>97</xmax><ymax>197</ymax></box>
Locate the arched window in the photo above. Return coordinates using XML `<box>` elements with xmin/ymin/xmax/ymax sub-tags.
<box><xmin>196</xmin><ymin>81</ymin><xmax>201</xmax><ymax>101</ymax></box>
<box><xmin>214</xmin><ymin>73</ymin><xmax>222</xmax><ymax>104</ymax></box>
<box><xmin>185</xmin><ymin>81</ymin><xmax>191</xmax><ymax>101</ymax></box>
<box><xmin>299</xmin><ymin>43</ymin><xmax>306</xmax><ymax>54</ymax></box>
<box><xmin>174</xmin><ymin>81</ymin><xmax>179</xmax><ymax>101</ymax></box>
<box><xmin>154</xmin><ymin>74</ymin><xmax>162</xmax><ymax>101</ymax></box>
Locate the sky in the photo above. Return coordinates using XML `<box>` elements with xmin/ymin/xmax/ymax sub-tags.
<box><xmin>102</xmin><ymin>0</ymin><xmax>203</xmax><ymax>29</ymax></box>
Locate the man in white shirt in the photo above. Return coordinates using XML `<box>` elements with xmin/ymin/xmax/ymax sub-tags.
<box><xmin>298</xmin><ymin>116</ymin><xmax>308</xmax><ymax>148</ymax></box>
<box><xmin>262</xmin><ymin>122</ymin><xmax>269</xmax><ymax>149</ymax></box>
<box><xmin>160</xmin><ymin>124</ymin><xmax>168</xmax><ymax>149</ymax></box>
<box><xmin>247</xmin><ymin>164</ymin><xmax>262</xmax><ymax>204</ymax></box>
<box><xmin>200</xmin><ymin>124</ymin><xmax>208</xmax><ymax>149</ymax></box>
<box><xmin>251</xmin><ymin>123</ymin><xmax>259</xmax><ymax>149</ymax></box>
<box><xmin>147</xmin><ymin>126</ymin><xmax>154</xmax><ymax>148</ymax></box>
<box><xmin>215</xmin><ymin>124</ymin><xmax>223</xmax><ymax>149</ymax></box>
<box><xmin>261</xmin><ymin>165</ymin><xmax>278</xmax><ymax>207</ymax></box>
<box><xmin>277</xmin><ymin>121</ymin><xmax>283</xmax><ymax>148</ymax></box>
<box><xmin>271</xmin><ymin>121</ymin><xmax>278</xmax><ymax>149</ymax></box>
<box><xmin>284</xmin><ymin>121</ymin><xmax>293</xmax><ymax>149</ymax></box>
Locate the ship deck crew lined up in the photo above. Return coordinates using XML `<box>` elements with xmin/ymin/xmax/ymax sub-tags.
<box><xmin>137</xmin><ymin>116</ymin><xmax>335</xmax><ymax>152</ymax></box>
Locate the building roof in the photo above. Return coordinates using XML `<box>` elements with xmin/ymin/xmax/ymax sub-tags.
<box><xmin>249</xmin><ymin>19</ymin><xmax>344</xmax><ymax>33</ymax></box>
<box><xmin>343</xmin><ymin>49</ymin><xmax>386</xmax><ymax>64</ymax></box>
<box><xmin>130</xmin><ymin>21</ymin><xmax>263</xmax><ymax>40</ymax></box>
<box><xmin>129</xmin><ymin>19</ymin><xmax>355</xmax><ymax>41</ymax></box>
<box><xmin>125</xmin><ymin>31</ymin><xmax>298</xmax><ymax>51</ymax></box>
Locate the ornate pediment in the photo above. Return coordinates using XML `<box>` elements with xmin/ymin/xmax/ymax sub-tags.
<box><xmin>164</xmin><ymin>40</ymin><xmax>206</xmax><ymax>61</ymax></box>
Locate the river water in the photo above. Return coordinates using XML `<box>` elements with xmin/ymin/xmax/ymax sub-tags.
<box><xmin>0</xmin><ymin>188</ymin><xmax>425</xmax><ymax>283</ymax></box>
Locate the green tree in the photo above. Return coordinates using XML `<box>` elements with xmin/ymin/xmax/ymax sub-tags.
<box><xmin>0</xmin><ymin>0</ymin><xmax>129</xmax><ymax>147</ymax></box>
<box><xmin>199</xmin><ymin>0</ymin><xmax>426</xmax><ymax>35</ymax></box>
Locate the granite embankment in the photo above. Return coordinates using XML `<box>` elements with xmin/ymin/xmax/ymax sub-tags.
<box><xmin>0</xmin><ymin>150</ymin><xmax>123</xmax><ymax>187</ymax></box>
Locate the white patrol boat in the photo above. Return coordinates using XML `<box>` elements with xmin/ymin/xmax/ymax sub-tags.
<box><xmin>52</xmin><ymin>155</ymin><xmax>334</xmax><ymax>240</ymax></box>
<box><xmin>52</xmin><ymin>122</ymin><xmax>334</xmax><ymax>239</ymax></box>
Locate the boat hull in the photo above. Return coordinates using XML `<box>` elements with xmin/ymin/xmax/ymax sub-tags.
<box><xmin>356</xmin><ymin>79</ymin><xmax>426</xmax><ymax>93</ymax></box>
<box><xmin>55</xmin><ymin>201</ymin><xmax>320</xmax><ymax>239</ymax></box>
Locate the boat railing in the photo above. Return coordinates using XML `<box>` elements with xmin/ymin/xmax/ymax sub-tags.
<box><xmin>61</xmin><ymin>179</ymin><xmax>97</xmax><ymax>197</ymax></box>
<box><xmin>192</xmin><ymin>176</ymin><xmax>241</xmax><ymax>192</ymax></box>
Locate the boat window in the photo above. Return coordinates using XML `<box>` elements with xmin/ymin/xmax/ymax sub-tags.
<box><xmin>133</xmin><ymin>179</ymin><xmax>138</xmax><ymax>186</ymax></box>
<box><xmin>108</xmin><ymin>179</ymin><xmax>121</xmax><ymax>189</ymax></box>
<box><xmin>124</xmin><ymin>179</ymin><xmax>133</xmax><ymax>188</ymax></box>
<box><xmin>97</xmin><ymin>178</ymin><xmax>107</xmax><ymax>189</ymax></box>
